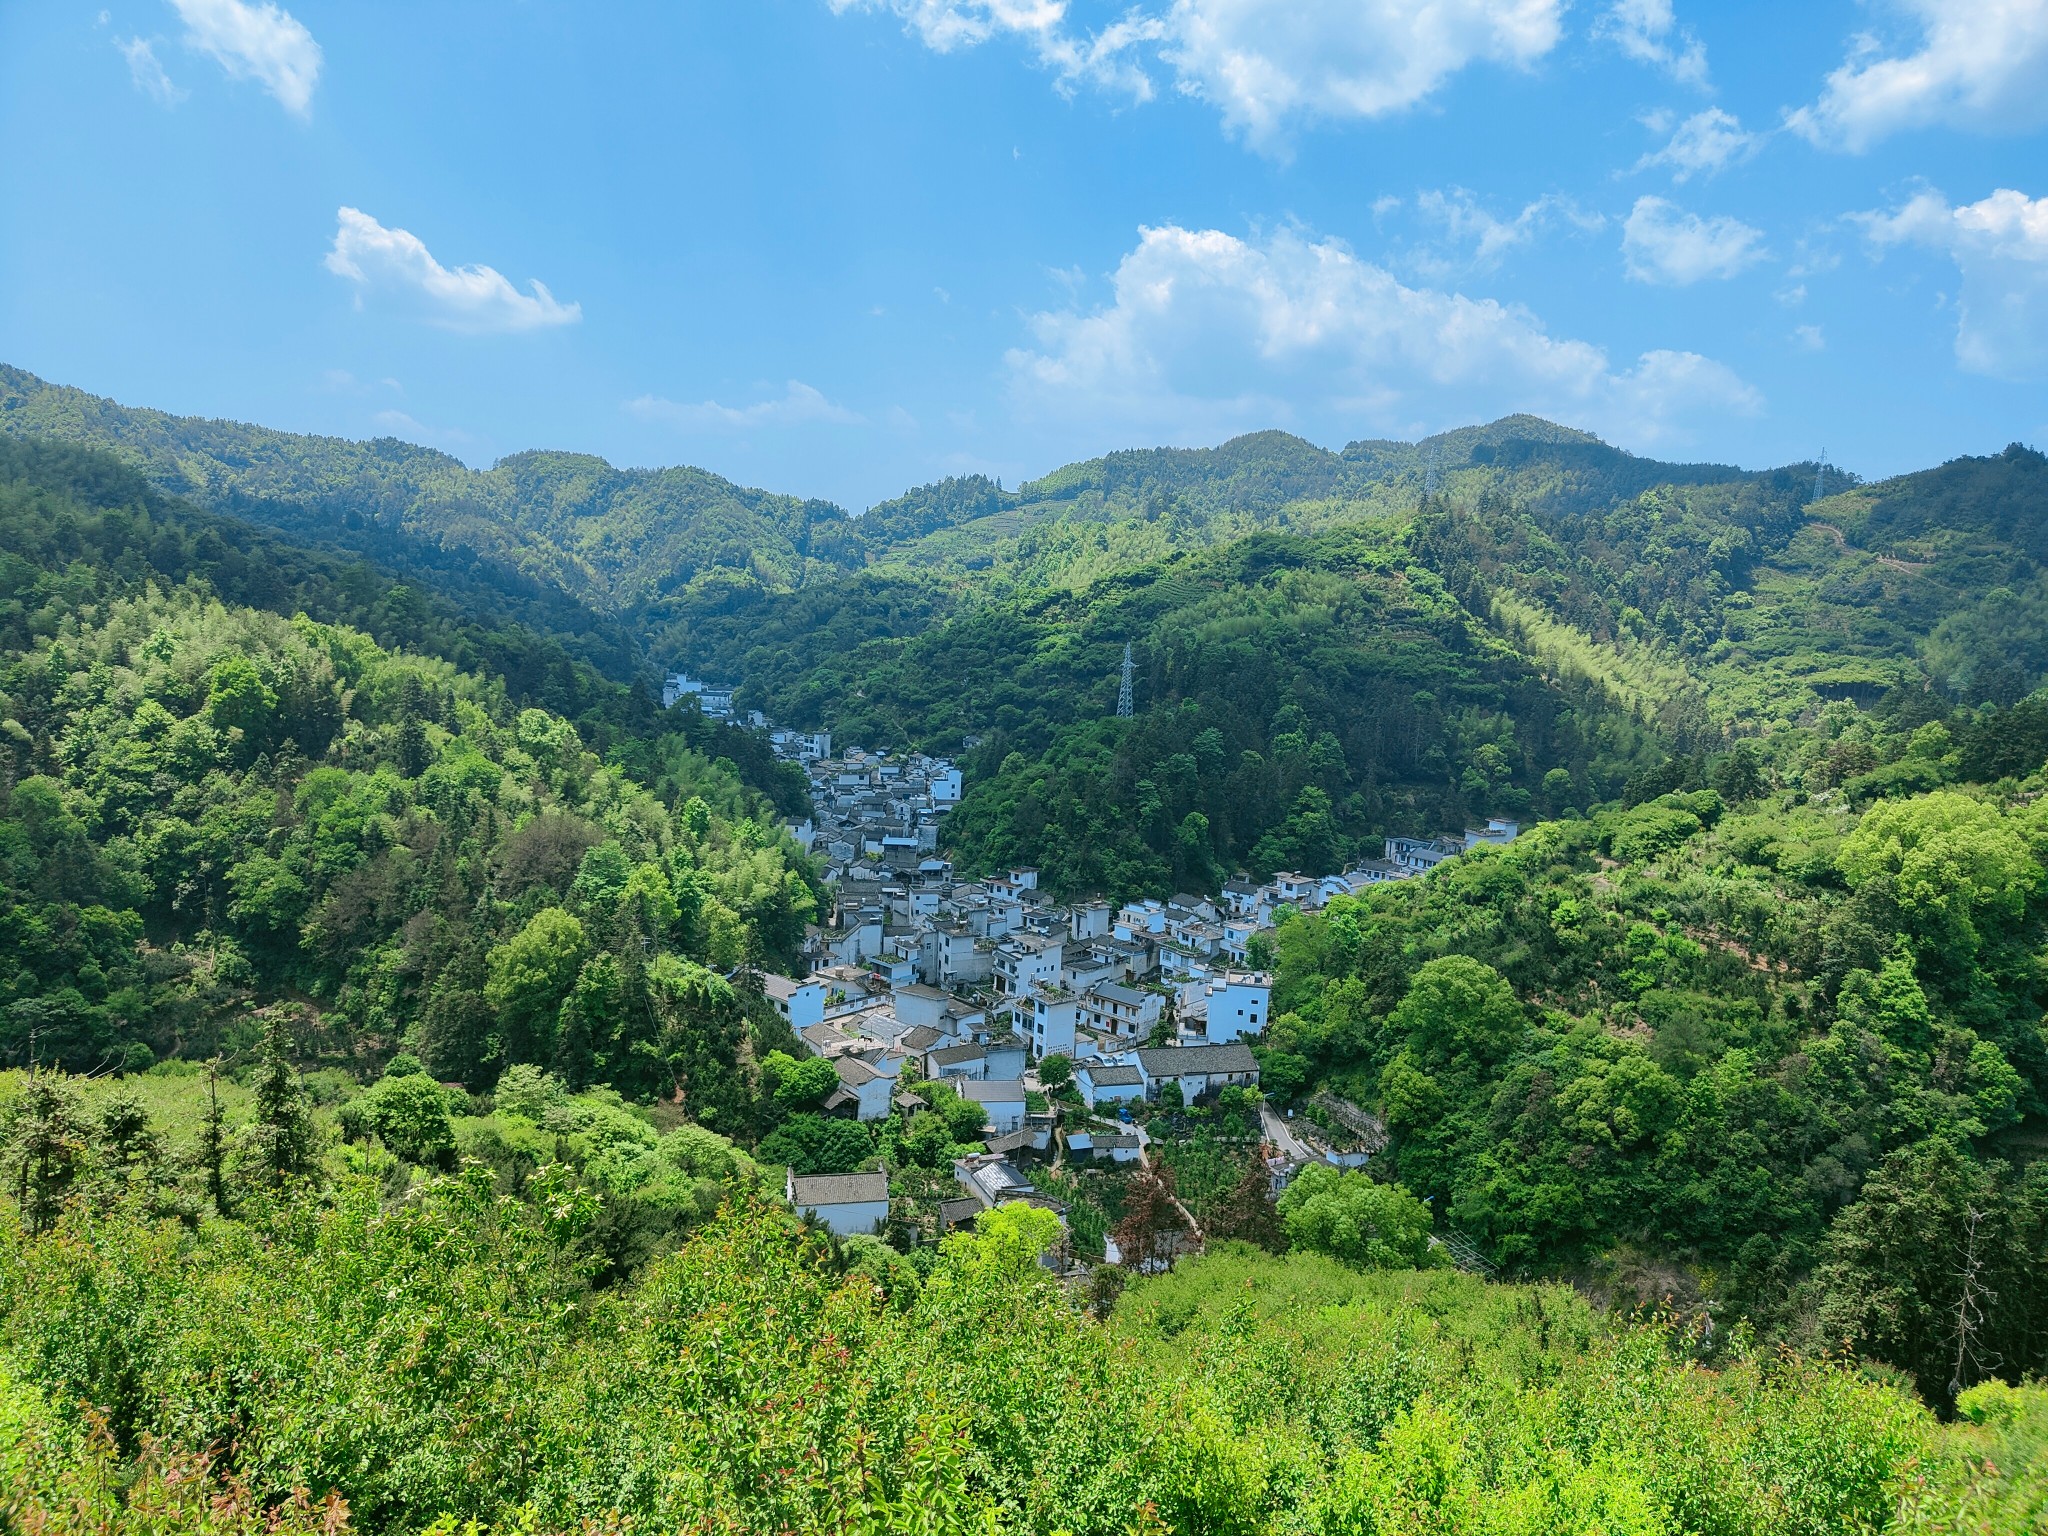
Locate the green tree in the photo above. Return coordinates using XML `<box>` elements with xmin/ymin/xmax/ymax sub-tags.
<box><xmin>243</xmin><ymin>1012</ymin><xmax>316</xmax><ymax>1188</ymax></box>
<box><xmin>354</xmin><ymin>1073</ymin><xmax>457</xmax><ymax>1166</ymax></box>
<box><xmin>1837</xmin><ymin>791</ymin><xmax>2038</xmax><ymax>953</ymax></box>
<box><xmin>765</xmin><ymin>1051</ymin><xmax>838</xmax><ymax>1114</ymax></box>
<box><xmin>554</xmin><ymin>952</ymin><xmax>628</xmax><ymax>1090</ymax></box>
<box><xmin>1391</xmin><ymin>956</ymin><xmax>1525</xmax><ymax>1071</ymax></box>
<box><xmin>6</xmin><ymin>1070</ymin><xmax>91</xmax><ymax>1235</ymax></box>
<box><xmin>1277</xmin><ymin>1164</ymin><xmax>1442</xmax><ymax>1271</ymax></box>
<box><xmin>95</xmin><ymin>1087</ymin><xmax>162</xmax><ymax>1187</ymax></box>
<box><xmin>952</xmin><ymin>1201</ymin><xmax>1063</xmax><ymax>1278</ymax></box>
<box><xmin>758</xmin><ymin>1113</ymin><xmax>871</xmax><ymax>1175</ymax></box>
<box><xmin>485</xmin><ymin>907</ymin><xmax>588</xmax><ymax>1067</ymax></box>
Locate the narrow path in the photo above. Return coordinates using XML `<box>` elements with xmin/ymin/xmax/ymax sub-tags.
<box><xmin>1259</xmin><ymin>1101</ymin><xmax>1311</xmax><ymax>1161</ymax></box>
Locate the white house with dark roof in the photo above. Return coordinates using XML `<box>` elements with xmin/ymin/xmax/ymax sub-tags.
<box><xmin>1028</xmin><ymin>985</ymin><xmax>1081</xmax><ymax>1059</ymax></box>
<box><xmin>785</xmin><ymin>1169</ymin><xmax>890</xmax><ymax>1237</ymax></box>
<box><xmin>1061</xmin><ymin>947</ymin><xmax>1123</xmax><ymax>994</ymax></box>
<box><xmin>1133</xmin><ymin>1042</ymin><xmax>1260</xmax><ymax>1102</ymax></box>
<box><xmin>992</xmin><ymin>933</ymin><xmax>1064</xmax><ymax>998</ymax></box>
<box><xmin>1069</xmin><ymin>902</ymin><xmax>1113</xmax><ymax>940</ymax></box>
<box><xmin>981</xmin><ymin>1037</ymin><xmax>1027</xmax><ymax>1080</ymax></box>
<box><xmin>1076</xmin><ymin>1060</ymin><xmax>1145</xmax><ymax>1109</ymax></box>
<box><xmin>1464</xmin><ymin>817</ymin><xmax>1520</xmax><ymax>849</ymax></box>
<box><xmin>828</xmin><ymin>1055</ymin><xmax>895</xmax><ymax>1121</ymax></box>
<box><xmin>1083</xmin><ymin>981</ymin><xmax>1162</xmax><ymax>1041</ymax></box>
<box><xmin>798</xmin><ymin>1020</ymin><xmax>859</xmax><ymax>1059</ymax></box>
<box><xmin>1386</xmin><ymin>835</ymin><xmax>1464</xmax><ymax>874</ymax></box>
<box><xmin>891</xmin><ymin>983</ymin><xmax>951</xmax><ymax>1032</ymax></box>
<box><xmin>927</xmin><ymin>1043</ymin><xmax>987</xmax><ymax>1080</ymax></box>
<box><xmin>1067</xmin><ymin>1127</ymin><xmax>1143</xmax><ymax>1163</ymax></box>
<box><xmin>763</xmin><ymin>973</ymin><xmax>829</xmax><ymax>1033</ymax></box>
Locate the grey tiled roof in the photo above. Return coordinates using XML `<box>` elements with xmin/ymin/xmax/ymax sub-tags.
<box><xmin>788</xmin><ymin>1170</ymin><xmax>889</xmax><ymax>1207</ymax></box>
<box><xmin>956</xmin><ymin>1078</ymin><xmax>1026</xmax><ymax>1104</ymax></box>
<box><xmin>1135</xmin><ymin>1043</ymin><xmax>1259</xmax><ymax>1076</ymax></box>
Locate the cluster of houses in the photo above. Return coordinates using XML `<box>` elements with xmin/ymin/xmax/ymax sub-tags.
<box><xmin>657</xmin><ymin>681</ymin><xmax>1520</xmax><ymax>1243</ymax></box>
<box><xmin>791</xmin><ymin>747</ymin><xmax>965</xmax><ymax>873</ymax></box>
<box><xmin>763</xmin><ymin>881</ymin><xmax>1274</xmax><ymax>1240</ymax></box>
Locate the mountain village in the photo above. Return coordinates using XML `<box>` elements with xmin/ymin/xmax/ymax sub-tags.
<box><xmin>667</xmin><ymin>672</ymin><xmax>1522</xmax><ymax>1246</ymax></box>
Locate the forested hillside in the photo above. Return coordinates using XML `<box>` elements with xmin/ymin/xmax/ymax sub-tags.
<box><xmin>0</xmin><ymin>441</ymin><xmax>819</xmax><ymax>1101</ymax></box>
<box><xmin>873</xmin><ymin>526</ymin><xmax>1659</xmax><ymax>895</ymax></box>
<box><xmin>0</xmin><ymin>365</ymin><xmax>865</xmax><ymax>615</ymax></box>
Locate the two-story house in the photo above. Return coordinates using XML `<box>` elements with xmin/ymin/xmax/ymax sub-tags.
<box><xmin>1202</xmin><ymin>971</ymin><xmax>1272</xmax><ymax>1043</ymax></box>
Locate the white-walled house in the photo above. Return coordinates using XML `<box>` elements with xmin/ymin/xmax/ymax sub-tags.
<box><xmin>1270</xmin><ymin>872</ymin><xmax>1323</xmax><ymax>910</ymax></box>
<box><xmin>1203</xmin><ymin>971</ymin><xmax>1272</xmax><ymax>1043</ymax></box>
<box><xmin>1028</xmin><ymin>986</ymin><xmax>1081</xmax><ymax>1059</ymax></box>
<box><xmin>1386</xmin><ymin>835</ymin><xmax>1464</xmax><ymax>874</ymax></box>
<box><xmin>1082</xmin><ymin>981</ymin><xmax>1163</xmax><ymax>1042</ymax></box>
<box><xmin>1061</xmin><ymin>948</ymin><xmax>1122</xmax><ymax>994</ymax></box>
<box><xmin>1068</xmin><ymin>1127</ymin><xmax>1143</xmax><ymax>1163</ymax></box>
<box><xmin>1076</xmin><ymin>1060</ymin><xmax>1145</xmax><ymax>1110</ymax></box>
<box><xmin>992</xmin><ymin>934</ymin><xmax>1064</xmax><ymax>998</ymax></box>
<box><xmin>891</xmin><ymin>983</ymin><xmax>951</xmax><ymax>1033</ymax></box>
<box><xmin>786</xmin><ymin>1169</ymin><xmax>890</xmax><ymax>1237</ymax></box>
<box><xmin>1464</xmin><ymin>818</ymin><xmax>1520</xmax><ymax>849</ymax></box>
<box><xmin>829</xmin><ymin>1055</ymin><xmax>895</xmax><ymax>1121</ymax></box>
<box><xmin>927</xmin><ymin>1044</ymin><xmax>988</xmax><ymax>1080</ymax></box>
<box><xmin>1114</xmin><ymin>899</ymin><xmax>1167</xmax><ymax>940</ymax></box>
<box><xmin>763</xmin><ymin>974</ymin><xmax>830</xmax><ymax>1033</ymax></box>
<box><xmin>1134</xmin><ymin>1042</ymin><xmax>1260</xmax><ymax>1102</ymax></box>
<box><xmin>916</xmin><ymin>926</ymin><xmax>992</xmax><ymax>989</ymax></box>
<box><xmin>982</xmin><ymin>1038</ymin><xmax>1028</xmax><ymax>1080</ymax></box>
<box><xmin>957</xmin><ymin>1078</ymin><xmax>1028</xmax><ymax>1134</ymax></box>
<box><xmin>1069</xmin><ymin>902</ymin><xmax>1113</xmax><ymax>941</ymax></box>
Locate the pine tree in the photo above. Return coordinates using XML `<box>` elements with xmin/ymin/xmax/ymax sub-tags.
<box><xmin>96</xmin><ymin>1087</ymin><xmax>163</xmax><ymax>1186</ymax></box>
<box><xmin>247</xmin><ymin>1013</ymin><xmax>316</xmax><ymax>1187</ymax></box>
<box><xmin>201</xmin><ymin>1057</ymin><xmax>231</xmax><ymax>1215</ymax></box>
<box><xmin>9</xmin><ymin>1068</ymin><xmax>91</xmax><ymax>1235</ymax></box>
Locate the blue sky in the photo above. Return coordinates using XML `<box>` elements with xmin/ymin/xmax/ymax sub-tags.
<box><xmin>4</xmin><ymin>1</ymin><xmax>2046</xmax><ymax>510</ymax></box>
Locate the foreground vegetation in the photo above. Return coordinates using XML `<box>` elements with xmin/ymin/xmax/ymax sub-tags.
<box><xmin>1</xmin><ymin>1068</ymin><xmax>2042</xmax><ymax>1535</ymax></box>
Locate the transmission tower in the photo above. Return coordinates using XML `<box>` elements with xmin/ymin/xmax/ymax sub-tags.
<box><xmin>1813</xmin><ymin>448</ymin><xmax>1826</xmax><ymax>503</ymax></box>
<box><xmin>1116</xmin><ymin>642</ymin><xmax>1135</xmax><ymax>719</ymax></box>
<box><xmin>1423</xmin><ymin>443</ymin><xmax>1440</xmax><ymax>498</ymax></box>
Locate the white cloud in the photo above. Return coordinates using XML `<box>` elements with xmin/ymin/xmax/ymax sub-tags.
<box><xmin>1634</xmin><ymin>107</ymin><xmax>1758</xmax><ymax>181</ymax></box>
<box><xmin>1789</xmin><ymin>0</ymin><xmax>2048</xmax><ymax>151</ymax></box>
<box><xmin>826</xmin><ymin>0</ymin><xmax>1165</xmax><ymax>97</ymax></box>
<box><xmin>1793</xmin><ymin>323</ymin><xmax>1825</xmax><ymax>350</ymax></box>
<box><xmin>1005</xmin><ymin>223</ymin><xmax>1760</xmax><ymax>451</ymax></box>
<box><xmin>1160</xmin><ymin>0</ymin><xmax>1564</xmax><ymax>147</ymax></box>
<box><xmin>118</xmin><ymin>36</ymin><xmax>187</xmax><ymax>106</ymax></box>
<box><xmin>169</xmin><ymin>0</ymin><xmax>322</xmax><ymax>118</ymax></box>
<box><xmin>324</xmin><ymin>208</ymin><xmax>582</xmax><ymax>333</ymax></box>
<box><xmin>625</xmin><ymin>383</ymin><xmax>867</xmax><ymax>431</ymax></box>
<box><xmin>1622</xmin><ymin>196</ymin><xmax>1768</xmax><ymax>284</ymax></box>
<box><xmin>1407</xmin><ymin>188</ymin><xmax>1603</xmax><ymax>276</ymax></box>
<box><xmin>1596</xmin><ymin>0</ymin><xmax>1707</xmax><ymax>85</ymax></box>
<box><xmin>830</xmin><ymin>0</ymin><xmax>1567</xmax><ymax>149</ymax></box>
<box><xmin>1860</xmin><ymin>187</ymin><xmax>2048</xmax><ymax>379</ymax></box>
